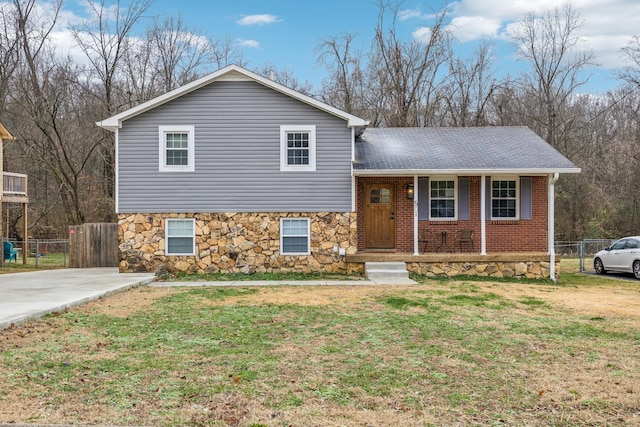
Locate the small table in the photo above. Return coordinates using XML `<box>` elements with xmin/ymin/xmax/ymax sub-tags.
<box><xmin>436</xmin><ymin>231</ymin><xmax>454</xmax><ymax>253</ymax></box>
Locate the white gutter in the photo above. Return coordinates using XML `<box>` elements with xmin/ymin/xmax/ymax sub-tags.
<box><xmin>548</xmin><ymin>173</ymin><xmax>560</xmax><ymax>282</ymax></box>
<box><xmin>413</xmin><ymin>174</ymin><xmax>419</xmax><ymax>255</ymax></box>
<box><xmin>352</xmin><ymin>168</ymin><xmax>581</xmax><ymax>176</ymax></box>
<box><xmin>480</xmin><ymin>174</ymin><xmax>487</xmax><ymax>255</ymax></box>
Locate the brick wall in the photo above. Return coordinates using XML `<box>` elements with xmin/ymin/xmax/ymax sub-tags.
<box><xmin>356</xmin><ymin>175</ymin><xmax>549</xmax><ymax>253</ymax></box>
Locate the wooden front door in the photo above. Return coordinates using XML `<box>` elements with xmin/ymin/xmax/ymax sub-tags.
<box><xmin>365</xmin><ymin>183</ymin><xmax>396</xmax><ymax>249</ymax></box>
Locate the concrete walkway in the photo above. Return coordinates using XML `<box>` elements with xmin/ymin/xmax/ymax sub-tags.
<box><xmin>0</xmin><ymin>268</ymin><xmax>155</xmax><ymax>330</ymax></box>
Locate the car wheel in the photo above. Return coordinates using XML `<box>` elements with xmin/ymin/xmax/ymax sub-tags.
<box><xmin>634</xmin><ymin>261</ymin><xmax>640</xmax><ymax>280</ymax></box>
<box><xmin>594</xmin><ymin>257</ymin><xmax>606</xmax><ymax>274</ymax></box>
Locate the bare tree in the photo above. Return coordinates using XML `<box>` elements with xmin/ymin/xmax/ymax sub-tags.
<box><xmin>316</xmin><ymin>33</ymin><xmax>367</xmax><ymax>115</ymax></box>
<box><xmin>253</xmin><ymin>62</ymin><xmax>313</xmax><ymax>94</ymax></box>
<box><xmin>0</xmin><ymin>2</ymin><xmax>21</xmax><ymax>120</ymax></box>
<box><xmin>511</xmin><ymin>4</ymin><xmax>596</xmax><ymax>151</ymax></box>
<box><xmin>441</xmin><ymin>41</ymin><xmax>498</xmax><ymax>126</ymax></box>
<box><xmin>148</xmin><ymin>17</ymin><xmax>245</xmax><ymax>94</ymax></box>
<box><xmin>122</xmin><ymin>20</ymin><xmax>246</xmax><ymax>107</ymax></box>
<box><xmin>71</xmin><ymin>0</ymin><xmax>153</xmax><ymax>115</ymax></box>
<box><xmin>619</xmin><ymin>35</ymin><xmax>640</xmax><ymax>90</ymax></box>
<box><xmin>70</xmin><ymin>0</ymin><xmax>152</xmax><ymax>204</ymax></box>
<box><xmin>368</xmin><ymin>1</ymin><xmax>451</xmax><ymax>127</ymax></box>
<box><xmin>9</xmin><ymin>0</ymin><xmax>103</xmax><ymax>225</ymax></box>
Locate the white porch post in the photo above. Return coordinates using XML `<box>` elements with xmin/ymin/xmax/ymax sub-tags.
<box><xmin>480</xmin><ymin>174</ymin><xmax>487</xmax><ymax>255</ymax></box>
<box><xmin>413</xmin><ymin>174</ymin><xmax>419</xmax><ymax>255</ymax></box>
<box><xmin>548</xmin><ymin>173</ymin><xmax>560</xmax><ymax>282</ymax></box>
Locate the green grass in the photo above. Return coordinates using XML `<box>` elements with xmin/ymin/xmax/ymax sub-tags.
<box><xmin>0</xmin><ymin>252</ymin><xmax>68</xmax><ymax>272</ymax></box>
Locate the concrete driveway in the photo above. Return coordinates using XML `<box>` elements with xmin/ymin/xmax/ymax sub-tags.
<box><xmin>0</xmin><ymin>268</ymin><xmax>155</xmax><ymax>330</ymax></box>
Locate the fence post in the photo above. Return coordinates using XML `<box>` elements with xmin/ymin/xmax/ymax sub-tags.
<box><xmin>579</xmin><ymin>240</ymin><xmax>584</xmax><ymax>272</ymax></box>
<box><xmin>35</xmin><ymin>240</ymin><xmax>39</xmax><ymax>268</ymax></box>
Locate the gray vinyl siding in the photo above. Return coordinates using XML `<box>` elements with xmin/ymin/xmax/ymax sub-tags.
<box><xmin>117</xmin><ymin>81</ymin><xmax>353</xmax><ymax>213</ymax></box>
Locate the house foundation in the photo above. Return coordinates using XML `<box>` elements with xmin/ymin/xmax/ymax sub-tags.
<box><xmin>118</xmin><ymin>212</ymin><xmax>557</xmax><ymax>280</ymax></box>
<box><xmin>117</xmin><ymin>212</ymin><xmax>357</xmax><ymax>274</ymax></box>
<box><xmin>346</xmin><ymin>253</ymin><xmax>558</xmax><ymax>279</ymax></box>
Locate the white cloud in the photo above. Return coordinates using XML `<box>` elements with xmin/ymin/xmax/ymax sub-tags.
<box><xmin>398</xmin><ymin>8</ymin><xmax>423</xmax><ymax>21</ymax></box>
<box><xmin>446</xmin><ymin>16</ymin><xmax>501</xmax><ymax>42</ymax></box>
<box><xmin>412</xmin><ymin>27</ymin><xmax>432</xmax><ymax>44</ymax></box>
<box><xmin>446</xmin><ymin>0</ymin><xmax>640</xmax><ymax>69</ymax></box>
<box><xmin>236</xmin><ymin>14</ymin><xmax>280</xmax><ymax>26</ymax></box>
<box><xmin>236</xmin><ymin>39</ymin><xmax>260</xmax><ymax>49</ymax></box>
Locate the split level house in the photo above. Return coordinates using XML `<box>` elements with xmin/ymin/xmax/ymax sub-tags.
<box><xmin>97</xmin><ymin>65</ymin><xmax>580</xmax><ymax>280</ymax></box>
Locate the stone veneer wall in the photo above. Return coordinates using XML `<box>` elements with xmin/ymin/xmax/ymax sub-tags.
<box><xmin>118</xmin><ymin>212</ymin><xmax>357</xmax><ymax>274</ymax></box>
<box><xmin>405</xmin><ymin>260</ymin><xmax>558</xmax><ymax>279</ymax></box>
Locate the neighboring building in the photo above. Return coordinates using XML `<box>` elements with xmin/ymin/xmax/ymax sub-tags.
<box><xmin>0</xmin><ymin>123</ymin><xmax>29</xmax><ymax>264</ymax></box>
<box><xmin>97</xmin><ymin>65</ymin><xmax>580</xmax><ymax>280</ymax></box>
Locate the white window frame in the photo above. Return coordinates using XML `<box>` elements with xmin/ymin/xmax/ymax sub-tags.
<box><xmin>159</xmin><ymin>125</ymin><xmax>195</xmax><ymax>172</ymax></box>
<box><xmin>165</xmin><ymin>218</ymin><xmax>196</xmax><ymax>256</ymax></box>
<box><xmin>280</xmin><ymin>218</ymin><xmax>311</xmax><ymax>255</ymax></box>
<box><xmin>280</xmin><ymin>125</ymin><xmax>316</xmax><ymax>171</ymax></box>
<box><xmin>491</xmin><ymin>177</ymin><xmax>519</xmax><ymax>220</ymax></box>
<box><xmin>429</xmin><ymin>177</ymin><xmax>458</xmax><ymax>221</ymax></box>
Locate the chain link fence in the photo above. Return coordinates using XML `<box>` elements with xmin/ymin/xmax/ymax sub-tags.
<box><xmin>1</xmin><ymin>238</ymin><xmax>69</xmax><ymax>268</ymax></box>
<box><xmin>555</xmin><ymin>239</ymin><xmax>616</xmax><ymax>272</ymax></box>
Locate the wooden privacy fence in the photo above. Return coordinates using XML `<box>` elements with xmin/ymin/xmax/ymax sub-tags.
<box><xmin>69</xmin><ymin>223</ymin><xmax>118</xmax><ymax>268</ymax></box>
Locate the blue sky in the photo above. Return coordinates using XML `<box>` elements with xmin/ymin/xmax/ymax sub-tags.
<box><xmin>57</xmin><ymin>0</ymin><xmax>640</xmax><ymax>94</ymax></box>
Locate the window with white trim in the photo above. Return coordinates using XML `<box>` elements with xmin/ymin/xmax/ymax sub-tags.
<box><xmin>491</xmin><ymin>178</ymin><xmax>519</xmax><ymax>219</ymax></box>
<box><xmin>280</xmin><ymin>218</ymin><xmax>310</xmax><ymax>255</ymax></box>
<box><xmin>165</xmin><ymin>218</ymin><xmax>195</xmax><ymax>255</ymax></box>
<box><xmin>280</xmin><ymin>125</ymin><xmax>316</xmax><ymax>171</ymax></box>
<box><xmin>429</xmin><ymin>178</ymin><xmax>457</xmax><ymax>220</ymax></box>
<box><xmin>159</xmin><ymin>125</ymin><xmax>195</xmax><ymax>172</ymax></box>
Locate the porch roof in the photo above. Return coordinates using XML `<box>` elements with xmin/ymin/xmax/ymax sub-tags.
<box><xmin>353</xmin><ymin>126</ymin><xmax>580</xmax><ymax>175</ymax></box>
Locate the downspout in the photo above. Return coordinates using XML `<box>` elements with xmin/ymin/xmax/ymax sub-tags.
<box><xmin>350</xmin><ymin>127</ymin><xmax>356</xmax><ymax>212</ymax></box>
<box><xmin>480</xmin><ymin>174</ymin><xmax>487</xmax><ymax>255</ymax></box>
<box><xmin>548</xmin><ymin>173</ymin><xmax>560</xmax><ymax>282</ymax></box>
<box><xmin>413</xmin><ymin>174</ymin><xmax>419</xmax><ymax>255</ymax></box>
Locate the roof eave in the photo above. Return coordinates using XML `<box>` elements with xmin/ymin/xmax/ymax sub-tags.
<box><xmin>96</xmin><ymin>64</ymin><xmax>369</xmax><ymax>132</ymax></box>
<box><xmin>352</xmin><ymin>168</ymin><xmax>582</xmax><ymax>176</ymax></box>
<box><xmin>0</xmin><ymin>123</ymin><xmax>14</xmax><ymax>140</ymax></box>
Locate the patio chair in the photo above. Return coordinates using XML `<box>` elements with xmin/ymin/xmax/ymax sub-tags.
<box><xmin>418</xmin><ymin>229</ymin><xmax>435</xmax><ymax>252</ymax></box>
<box><xmin>3</xmin><ymin>241</ymin><xmax>18</xmax><ymax>263</ymax></box>
<box><xmin>455</xmin><ymin>229</ymin><xmax>474</xmax><ymax>252</ymax></box>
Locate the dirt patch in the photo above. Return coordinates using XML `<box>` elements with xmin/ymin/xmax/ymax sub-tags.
<box><xmin>78</xmin><ymin>285</ymin><xmax>179</xmax><ymax>318</ymax></box>
<box><xmin>200</xmin><ymin>284</ymin><xmax>405</xmax><ymax>307</ymax></box>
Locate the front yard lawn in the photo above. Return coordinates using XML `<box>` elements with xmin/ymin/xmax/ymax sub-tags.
<box><xmin>1</xmin><ymin>266</ymin><xmax>639</xmax><ymax>426</ymax></box>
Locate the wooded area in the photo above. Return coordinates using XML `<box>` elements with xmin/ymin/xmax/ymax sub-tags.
<box><xmin>1</xmin><ymin>0</ymin><xmax>639</xmax><ymax>242</ymax></box>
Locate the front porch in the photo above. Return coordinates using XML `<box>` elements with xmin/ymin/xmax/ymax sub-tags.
<box><xmin>1</xmin><ymin>172</ymin><xmax>29</xmax><ymax>264</ymax></box>
<box><xmin>346</xmin><ymin>252</ymin><xmax>555</xmax><ymax>279</ymax></box>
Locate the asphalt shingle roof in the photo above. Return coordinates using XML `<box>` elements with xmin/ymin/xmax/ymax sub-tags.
<box><xmin>354</xmin><ymin>127</ymin><xmax>579</xmax><ymax>173</ymax></box>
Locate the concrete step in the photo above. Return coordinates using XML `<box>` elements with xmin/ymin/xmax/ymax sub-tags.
<box><xmin>364</xmin><ymin>262</ymin><xmax>416</xmax><ymax>285</ymax></box>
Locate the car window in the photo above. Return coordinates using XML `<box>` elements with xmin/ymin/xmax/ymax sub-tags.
<box><xmin>611</xmin><ymin>240</ymin><xmax>626</xmax><ymax>250</ymax></box>
<box><xmin>626</xmin><ymin>239</ymin><xmax>640</xmax><ymax>249</ymax></box>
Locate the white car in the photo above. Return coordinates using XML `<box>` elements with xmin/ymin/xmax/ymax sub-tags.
<box><xmin>593</xmin><ymin>236</ymin><xmax>640</xmax><ymax>279</ymax></box>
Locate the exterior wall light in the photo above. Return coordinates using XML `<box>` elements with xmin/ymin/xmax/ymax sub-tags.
<box><xmin>406</xmin><ymin>183</ymin><xmax>414</xmax><ymax>200</ymax></box>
